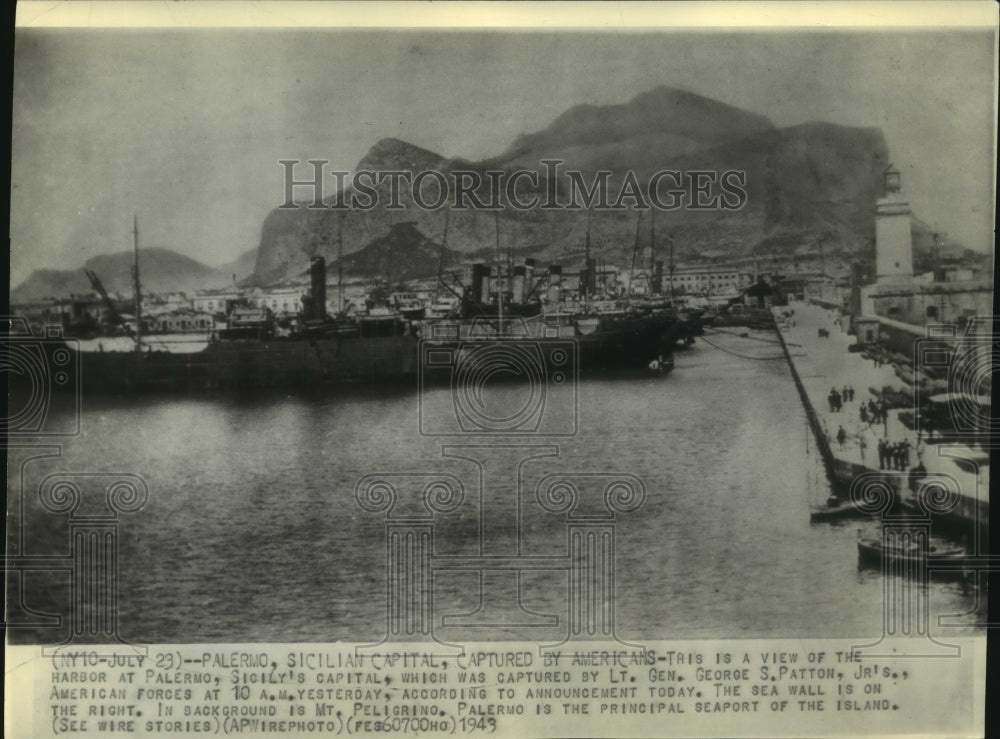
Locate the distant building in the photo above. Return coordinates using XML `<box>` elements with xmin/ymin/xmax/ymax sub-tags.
<box><xmin>152</xmin><ymin>310</ymin><xmax>216</xmax><ymax>333</ymax></box>
<box><xmin>670</xmin><ymin>267</ymin><xmax>753</xmax><ymax>296</ymax></box>
<box><xmin>861</xmin><ymin>281</ymin><xmax>992</xmax><ymax>328</ymax></box>
<box><xmin>253</xmin><ymin>286</ymin><xmax>309</xmax><ymax>316</ymax></box>
<box><xmin>851</xmin><ymin>163</ymin><xmax>992</xmax><ymax>353</ymax></box>
<box><xmin>777</xmin><ymin>272</ymin><xmax>826</xmax><ymax>301</ymax></box>
<box><xmin>192</xmin><ymin>289</ymin><xmax>240</xmax><ymax>315</ymax></box>
<box><xmin>326</xmin><ymin>282</ymin><xmax>369</xmax><ymax>314</ymax></box>
<box><xmin>874</xmin><ymin>164</ymin><xmax>913</xmax><ymax>287</ymax></box>
<box><xmin>228</xmin><ymin>306</ymin><xmax>270</xmax><ymax>328</ymax></box>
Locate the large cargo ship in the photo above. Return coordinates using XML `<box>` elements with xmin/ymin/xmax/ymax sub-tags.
<box><xmin>65</xmin><ymin>311</ymin><xmax>686</xmax><ymax>394</ymax></box>
<box><xmin>35</xmin><ymin>254</ymin><xmax>694</xmax><ymax>394</ymax></box>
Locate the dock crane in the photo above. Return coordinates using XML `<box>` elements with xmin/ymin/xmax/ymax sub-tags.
<box><xmin>84</xmin><ymin>268</ymin><xmax>136</xmax><ymax>341</ymax></box>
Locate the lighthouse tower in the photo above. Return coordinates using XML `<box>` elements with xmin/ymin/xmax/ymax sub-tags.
<box><xmin>875</xmin><ymin>164</ymin><xmax>913</xmax><ymax>287</ymax></box>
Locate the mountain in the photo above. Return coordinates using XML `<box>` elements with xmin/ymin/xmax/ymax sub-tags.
<box><xmin>249</xmin><ymin>87</ymin><xmax>918</xmax><ymax>284</ymax></box>
<box><xmin>11</xmin><ymin>248</ymin><xmax>230</xmax><ymax>303</ymax></box>
<box><xmin>497</xmin><ymin>86</ymin><xmax>775</xmax><ymax>170</ymax></box>
<box><xmin>217</xmin><ymin>246</ymin><xmax>259</xmax><ymax>285</ymax></box>
<box><xmin>333</xmin><ymin>222</ymin><xmax>462</xmax><ymax>283</ymax></box>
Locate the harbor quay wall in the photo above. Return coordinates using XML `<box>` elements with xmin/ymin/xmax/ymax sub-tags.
<box><xmin>772</xmin><ymin>314</ymin><xmax>887</xmax><ymax>498</ymax></box>
<box><xmin>773</xmin><ymin>319</ymin><xmax>838</xmax><ymax>488</ymax></box>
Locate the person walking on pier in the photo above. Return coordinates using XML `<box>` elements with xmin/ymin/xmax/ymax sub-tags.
<box><xmin>848</xmin><ymin>386</ymin><xmax>855</xmax><ymax>402</ymax></box>
<box><xmin>860</xmin><ymin>405</ymin><xmax>868</xmax><ymax>425</ymax></box>
<box><xmin>836</xmin><ymin>425</ymin><xmax>847</xmax><ymax>450</ymax></box>
<box><xmin>858</xmin><ymin>434</ymin><xmax>867</xmax><ymax>463</ymax></box>
<box><xmin>877</xmin><ymin>438</ymin><xmax>888</xmax><ymax>469</ymax></box>
<box><xmin>842</xmin><ymin>386</ymin><xmax>850</xmax><ymax>405</ymax></box>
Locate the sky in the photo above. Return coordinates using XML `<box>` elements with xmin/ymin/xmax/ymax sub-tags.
<box><xmin>10</xmin><ymin>23</ymin><xmax>997</xmax><ymax>286</ymax></box>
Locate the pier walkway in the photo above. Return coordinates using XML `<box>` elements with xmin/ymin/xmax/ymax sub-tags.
<box><xmin>774</xmin><ymin>301</ymin><xmax>986</xmax><ymax>513</ymax></box>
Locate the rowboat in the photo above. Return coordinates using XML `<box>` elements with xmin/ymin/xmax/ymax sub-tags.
<box><xmin>856</xmin><ymin>530</ymin><xmax>968</xmax><ymax>580</ymax></box>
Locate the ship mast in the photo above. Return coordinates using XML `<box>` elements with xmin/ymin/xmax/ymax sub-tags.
<box><xmin>649</xmin><ymin>207</ymin><xmax>656</xmax><ymax>294</ymax></box>
<box><xmin>507</xmin><ymin>216</ymin><xmax>514</xmax><ymax>288</ymax></box>
<box><xmin>435</xmin><ymin>208</ymin><xmax>450</xmax><ymax>301</ymax></box>
<box><xmin>132</xmin><ymin>214</ymin><xmax>142</xmax><ymax>356</ymax></box>
<box><xmin>584</xmin><ymin>209</ymin><xmax>592</xmax><ymax>305</ymax></box>
<box><xmin>628</xmin><ymin>209</ymin><xmax>642</xmax><ymax>293</ymax></box>
<box><xmin>337</xmin><ymin>212</ymin><xmax>344</xmax><ymax>311</ymax></box>
<box><xmin>494</xmin><ymin>211</ymin><xmax>504</xmax><ymax>336</ymax></box>
<box><xmin>667</xmin><ymin>231</ymin><xmax>675</xmax><ymax>299</ymax></box>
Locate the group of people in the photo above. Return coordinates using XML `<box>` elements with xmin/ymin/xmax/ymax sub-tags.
<box><xmin>811</xmin><ymin>307</ymin><xmax>921</xmax><ymax>474</ymax></box>
<box><xmin>877</xmin><ymin>438</ymin><xmax>912</xmax><ymax>470</ymax></box>
<box><xmin>859</xmin><ymin>397</ymin><xmax>889</xmax><ymax>427</ymax></box>
<box><xmin>827</xmin><ymin>385</ymin><xmax>856</xmax><ymax>412</ymax></box>
<box><xmin>833</xmin><ymin>425</ymin><xmax>914</xmax><ymax>471</ymax></box>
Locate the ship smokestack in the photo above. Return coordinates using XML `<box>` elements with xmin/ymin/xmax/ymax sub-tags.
<box><xmin>582</xmin><ymin>257</ymin><xmax>597</xmax><ymax>296</ymax></box>
<box><xmin>512</xmin><ymin>265</ymin><xmax>526</xmax><ymax>304</ymax></box>
<box><xmin>547</xmin><ymin>264</ymin><xmax>562</xmax><ymax>305</ymax></box>
<box><xmin>480</xmin><ymin>266</ymin><xmax>493</xmax><ymax>304</ymax></box>
<box><xmin>524</xmin><ymin>258</ymin><xmax>536</xmax><ymax>301</ymax></box>
<box><xmin>310</xmin><ymin>256</ymin><xmax>327</xmax><ymax>320</ymax></box>
<box><xmin>653</xmin><ymin>260</ymin><xmax>664</xmax><ymax>295</ymax></box>
<box><xmin>471</xmin><ymin>263</ymin><xmax>487</xmax><ymax>304</ymax></box>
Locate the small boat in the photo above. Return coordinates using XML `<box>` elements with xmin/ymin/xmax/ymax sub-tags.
<box><xmin>856</xmin><ymin>530</ymin><xmax>968</xmax><ymax>579</ymax></box>
<box><xmin>810</xmin><ymin>495</ymin><xmax>875</xmax><ymax>523</ymax></box>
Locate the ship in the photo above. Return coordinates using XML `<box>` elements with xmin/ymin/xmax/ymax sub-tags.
<box><xmin>856</xmin><ymin>530</ymin><xmax>969</xmax><ymax>581</ymax></box>
<box><xmin>47</xmin><ymin>251</ymin><xmax>686</xmax><ymax>394</ymax></box>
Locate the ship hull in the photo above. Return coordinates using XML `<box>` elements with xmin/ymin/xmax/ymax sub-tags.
<box><xmin>61</xmin><ymin>313</ymin><xmax>679</xmax><ymax>394</ymax></box>
<box><xmin>71</xmin><ymin>334</ymin><xmax>422</xmax><ymax>393</ymax></box>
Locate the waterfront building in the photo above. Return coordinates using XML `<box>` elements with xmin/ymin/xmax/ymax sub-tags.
<box><xmin>874</xmin><ymin>164</ymin><xmax>914</xmax><ymax>288</ymax></box>
<box><xmin>149</xmin><ymin>309</ymin><xmax>216</xmax><ymax>333</ymax></box>
<box><xmin>850</xmin><ymin>164</ymin><xmax>992</xmax><ymax>353</ymax></box>
<box><xmin>670</xmin><ymin>267</ymin><xmax>753</xmax><ymax>296</ymax></box>
<box><xmin>192</xmin><ymin>289</ymin><xmax>241</xmax><ymax>316</ymax></box>
<box><xmin>254</xmin><ymin>285</ymin><xmax>309</xmax><ymax>316</ymax></box>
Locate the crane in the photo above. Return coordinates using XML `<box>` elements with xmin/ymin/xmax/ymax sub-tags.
<box><xmin>84</xmin><ymin>269</ymin><xmax>135</xmax><ymax>340</ymax></box>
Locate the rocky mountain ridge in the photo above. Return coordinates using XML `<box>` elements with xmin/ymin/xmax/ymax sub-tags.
<box><xmin>12</xmin><ymin>248</ymin><xmax>239</xmax><ymax>303</ymax></box>
<box><xmin>251</xmin><ymin>86</ymin><xmax>901</xmax><ymax>285</ymax></box>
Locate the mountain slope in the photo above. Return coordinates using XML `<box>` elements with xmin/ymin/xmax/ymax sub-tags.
<box><xmin>248</xmin><ymin>87</ymin><xmax>919</xmax><ymax>284</ymax></box>
<box><xmin>498</xmin><ymin>86</ymin><xmax>775</xmax><ymax>168</ymax></box>
<box><xmin>216</xmin><ymin>246</ymin><xmax>259</xmax><ymax>285</ymax></box>
<box><xmin>12</xmin><ymin>248</ymin><xmax>229</xmax><ymax>302</ymax></box>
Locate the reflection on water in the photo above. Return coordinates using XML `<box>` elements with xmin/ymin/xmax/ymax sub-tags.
<box><xmin>7</xmin><ymin>334</ymin><xmax>982</xmax><ymax>643</ymax></box>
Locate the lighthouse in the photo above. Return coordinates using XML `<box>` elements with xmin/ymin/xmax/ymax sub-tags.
<box><xmin>874</xmin><ymin>164</ymin><xmax>913</xmax><ymax>287</ymax></box>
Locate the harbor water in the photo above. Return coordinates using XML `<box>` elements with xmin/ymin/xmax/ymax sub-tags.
<box><xmin>8</xmin><ymin>332</ymin><xmax>981</xmax><ymax>644</ymax></box>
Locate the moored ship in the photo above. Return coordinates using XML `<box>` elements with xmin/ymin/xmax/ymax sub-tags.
<box><xmin>51</xmin><ymin>254</ymin><xmax>688</xmax><ymax>394</ymax></box>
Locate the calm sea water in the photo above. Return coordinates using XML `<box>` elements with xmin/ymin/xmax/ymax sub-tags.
<box><xmin>8</xmin><ymin>332</ymin><xmax>981</xmax><ymax>644</ymax></box>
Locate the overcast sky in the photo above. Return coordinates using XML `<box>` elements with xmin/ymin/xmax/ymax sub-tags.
<box><xmin>10</xmin><ymin>27</ymin><xmax>997</xmax><ymax>285</ymax></box>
